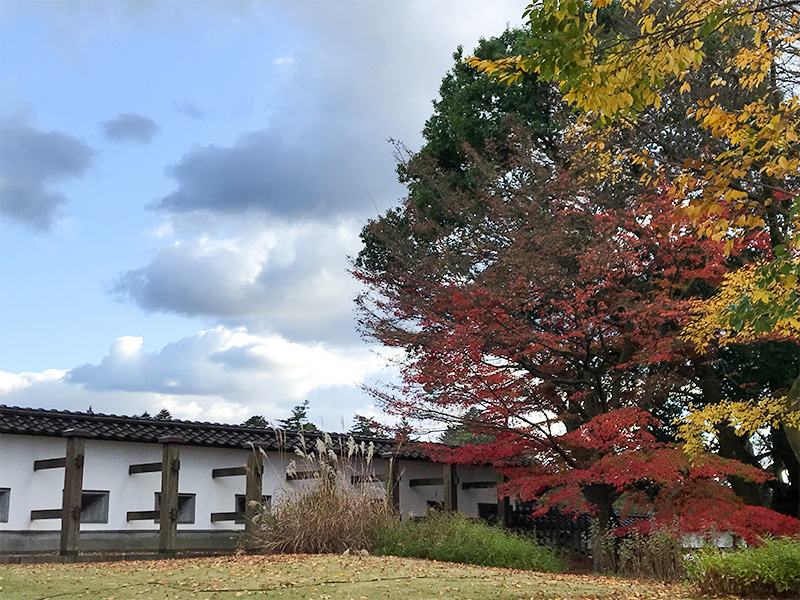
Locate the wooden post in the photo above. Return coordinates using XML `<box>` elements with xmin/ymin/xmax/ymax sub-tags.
<box><xmin>60</xmin><ymin>429</ymin><xmax>89</xmax><ymax>560</ymax></box>
<box><xmin>158</xmin><ymin>436</ymin><xmax>183</xmax><ymax>556</ymax></box>
<box><xmin>244</xmin><ymin>447</ymin><xmax>264</xmax><ymax>549</ymax></box>
<box><xmin>386</xmin><ymin>457</ymin><xmax>401</xmax><ymax>513</ymax></box>
<box><xmin>497</xmin><ymin>475</ymin><xmax>510</xmax><ymax>527</ymax></box>
<box><xmin>443</xmin><ymin>464</ymin><xmax>458</xmax><ymax>512</ymax></box>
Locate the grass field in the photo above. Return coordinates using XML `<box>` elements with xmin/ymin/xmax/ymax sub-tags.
<box><xmin>0</xmin><ymin>554</ymin><xmax>698</xmax><ymax>600</ymax></box>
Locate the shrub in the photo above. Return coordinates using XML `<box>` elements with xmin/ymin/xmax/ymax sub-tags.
<box><xmin>373</xmin><ymin>511</ymin><xmax>566</xmax><ymax>572</ymax></box>
<box><xmin>592</xmin><ymin>525</ymin><xmax>685</xmax><ymax>581</ymax></box>
<box><xmin>254</xmin><ymin>435</ymin><xmax>397</xmax><ymax>554</ymax></box>
<box><xmin>687</xmin><ymin>536</ymin><xmax>800</xmax><ymax>598</ymax></box>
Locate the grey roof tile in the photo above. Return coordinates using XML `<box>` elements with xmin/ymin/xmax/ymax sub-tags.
<box><xmin>0</xmin><ymin>405</ymin><xmax>426</xmax><ymax>459</ymax></box>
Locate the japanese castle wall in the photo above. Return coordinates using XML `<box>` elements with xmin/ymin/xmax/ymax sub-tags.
<box><xmin>0</xmin><ymin>409</ymin><xmax>502</xmax><ymax>556</ymax></box>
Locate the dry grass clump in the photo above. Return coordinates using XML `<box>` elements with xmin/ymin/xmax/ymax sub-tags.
<box><xmin>593</xmin><ymin>526</ymin><xmax>685</xmax><ymax>582</ymax></box>
<box><xmin>255</xmin><ymin>434</ymin><xmax>397</xmax><ymax>554</ymax></box>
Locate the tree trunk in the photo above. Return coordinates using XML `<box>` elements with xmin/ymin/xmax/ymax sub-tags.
<box><xmin>717</xmin><ymin>425</ymin><xmax>768</xmax><ymax>506</ymax></box>
<box><xmin>696</xmin><ymin>361</ymin><xmax>765</xmax><ymax>505</ymax></box>
<box><xmin>785</xmin><ymin>374</ymin><xmax>800</xmax><ymax>463</ymax></box>
<box><xmin>770</xmin><ymin>425</ymin><xmax>799</xmax><ymax>518</ymax></box>
<box><xmin>785</xmin><ymin>374</ymin><xmax>800</xmax><ymax>517</ymax></box>
<box><xmin>583</xmin><ymin>483</ymin><xmax>618</xmax><ymax>571</ymax></box>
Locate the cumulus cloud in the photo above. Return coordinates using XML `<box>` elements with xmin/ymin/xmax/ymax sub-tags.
<box><xmin>68</xmin><ymin>328</ymin><xmax>384</xmax><ymax>397</ymax></box>
<box><xmin>114</xmin><ymin>218</ymin><xmax>362</xmax><ymax>343</ymax></box>
<box><xmin>9</xmin><ymin>326</ymin><xmax>388</xmax><ymax>423</ymax></box>
<box><xmin>0</xmin><ymin>1</ymin><xmax>524</xmax><ymax>426</ymax></box>
<box><xmin>148</xmin><ymin>3</ymin><xmax>521</xmax><ymax>223</ymax></box>
<box><xmin>102</xmin><ymin>112</ymin><xmax>159</xmax><ymax>143</ymax></box>
<box><xmin>113</xmin><ymin>1</ymin><xmax>527</xmax><ymax>353</ymax></box>
<box><xmin>0</xmin><ymin>119</ymin><xmax>94</xmax><ymax>230</ymax></box>
<box><xmin>152</xmin><ymin>129</ymin><xmax>392</xmax><ymax>219</ymax></box>
<box><xmin>0</xmin><ymin>369</ymin><xmax>67</xmax><ymax>395</ymax></box>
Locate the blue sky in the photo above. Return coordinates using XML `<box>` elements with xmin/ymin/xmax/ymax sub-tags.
<box><xmin>0</xmin><ymin>0</ymin><xmax>523</xmax><ymax>429</ymax></box>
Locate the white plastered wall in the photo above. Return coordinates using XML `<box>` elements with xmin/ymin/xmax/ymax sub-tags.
<box><xmin>0</xmin><ymin>433</ymin><xmax>500</xmax><ymax>534</ymax></box>
<box><xmin>458</xmin><ymin>465</ymin><xmax>502</xmax><ymax>518</ymax></box>
<box><xmin>395</xmin><ymin>460</ymin><xmax>501</xmax><ymax>519</ymax></box>
<box><xmin>1</xmin><ymin>434</ymin><xmax>67</xmax><ymax>530</ymax></box>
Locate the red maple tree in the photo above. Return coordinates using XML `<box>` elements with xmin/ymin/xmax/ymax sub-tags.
<box><xmin>355</xmin><ymin>134</ymin><xmax>799</xmax><ymax>542</ymax></box>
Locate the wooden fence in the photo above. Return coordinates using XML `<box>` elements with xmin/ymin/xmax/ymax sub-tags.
<box><xmin>508</xmin><ymin>506</ymin><xmax>593</xmax><ymax>556</ymax></box>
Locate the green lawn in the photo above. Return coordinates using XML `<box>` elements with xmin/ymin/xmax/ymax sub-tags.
<box><xmin>0</xmin><ymin>554</ymin><xmax>698</xmax><ymax>600</ymax></box>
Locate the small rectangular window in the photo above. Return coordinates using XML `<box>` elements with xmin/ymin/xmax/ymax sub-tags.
<box><xmin>155</xmin><ymin>492</ymin><xmax>196</xmax><ymax>524</ymax></box>
<box><xmin>426</xmin><ymin>500</ymin><xmax>444</xmax><ymax>512</ymax></box>
<box><xmin>477</xmin><ymin>502</ymin><xmax>499</xmax><ymax>521</ymax></box>
<box><xmin>235</xmin><ymin>494</ymin><xmax>271</xmax><ymax>521</ymax></box>
<box><xmin>0</xmin><ymin>488</ymin><xmax>10</xmax><ymax>523</ymax></box>
<box><xmin>81</xmin><ymin>491</ymin><xmax>109</xmax><ymax>523</ymax></box>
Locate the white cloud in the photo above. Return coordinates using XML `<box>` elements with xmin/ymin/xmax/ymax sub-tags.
<box><xmin>110</xmin><ymin>335</ymin><xmax>144</xmax><ymax>359</ymax></box>
<box><xmin>114</xmin><ymin>217</ymin><xmax>364</xmax><ymax>344</ymax></box>
<box><xmin>0</xmin><ymin>0</ymin><xmax>525</xmax><ymax>430</ymax></box>
<box><xmin>0</xmin><ymin>369</ymin><xmax>67</xmax><ymax>395</ymax></box>
<box><xmin>0</xmin><ymin>327</ymin><xmax>391</xmax><ymax>425</ymax></box>
<box><xmin>274</xmin><ymin>53</ymin><xmax>295</xmax><ymax>66</ymax></box>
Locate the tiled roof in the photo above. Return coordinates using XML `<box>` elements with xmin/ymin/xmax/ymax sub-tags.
<box><xmin>0</xmin><ymin>405</ymin><xmax>429</xmax><ymax>460</ymax></box>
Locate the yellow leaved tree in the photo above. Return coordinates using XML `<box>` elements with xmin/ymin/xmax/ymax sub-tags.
<box><xmin>470</xmin><ymin>0</ymin><xmax>800</xmax><ymax>459</ymax></box>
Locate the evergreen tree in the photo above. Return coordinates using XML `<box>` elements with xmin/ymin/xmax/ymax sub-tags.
<box><xmin>277</xmin><ymin>400</ymin><xmax>318</xmax><ymax>432</ymax></box>
<box><xmin>439</xmin><ymin>408</ymin><xmax>495</xmax><ymax>446</ymax></box>
<box><xmin>349</xmin><ymin>414</ymin><xmax>384</xmax><ymax>437</ymax></box>
<box><xmin>242</xmin><ymin>415</ymin><xmax>270</xmax><ymax>428</ymax></box>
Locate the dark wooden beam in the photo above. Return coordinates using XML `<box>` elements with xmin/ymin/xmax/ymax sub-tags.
<box><xmin>461</xmin><ymin>480</ymin><xmax>497</xmax><ymax>489</ymax></box>
<box><xmin>158</xmin><ymin>437</ymin><xmax>183</xmax><ymax>556</ymax></box>
<box><xmin>33</xmin><ymin>457</ymin><xmax>66</xmax><ymax>471</ymax></box>
<box><xmin>408</xmin><ymin>477</ymin><xmax>443</xmax><ymax>488</ymax></box>
<box><xmin>30</xmin><ymin>509</ymin><xmax>62</xmax><ymax>520</ymax></box>
<box><xmin>351</xmin><ymin>473</ymin><xmax>387</xmax><ymax>484</ymax></box>
<box><xmin>497</xmin><ymin>475</ymin><xmax>510</xmax><ymax>527</ymax></box>
<box><xmin>244</xmin><ymin>450</ymin><xmax>264</xmax><ymax>549</ymax></box>
<box><xmin>286</xmin><ymin>470</ymin><xmax>319</xmax><ymax>481</ymax></box>
<box><xmin>126</xmin><ymin>510</ymin><xmax>160</xmax><ymax>521</ymax></box>
<box><xmin>386</xmin><ymin>459</ymin><xmax>400</xmax><ymax>513</ymax></box>
<box><xmin>60</xmin><ymin>431</ymin><xmax>88</xmax><ymax>559</ymax></box>
<box><xmin>443</xmin><ymin>464</ymin><xmax>458</xmax><ymax>512</ymax></box>
<box><xmin>211</xmin><ymin>511</ymin><xmax>243</xmax><ymax>523</ymax></box>
<box><xmin>212</xmin><ymin>466</ymin><xmax>247</xmax><ymax>478</ymax></box>
<box><xmin>128</xmin><ymin>462</ymin><xmax>163</xmax><ymax>475</ymax></box>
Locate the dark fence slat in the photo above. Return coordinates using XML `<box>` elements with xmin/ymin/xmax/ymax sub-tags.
<box><xmin>129</xmin><ymin>462</ymin><xmax>163</xmax><ymax>475</ymax></box>
<box><xmin>461</xmin><ymin>481</ymin><xmax>496</xmax><ymax>489</ymax></box>
<box><xmin>126</xmin><ymin>510</ymin><xmax>160</xmax><ymax>521</ymax></box>
<box><xmin>286</xmin><ymin>470</ymin><xmax>320</xmax><ymax>481</ymax></box>
<box><xmin>33</xmin><ymin>457</ymin><xmax>66</xmax><ymax>471</ymax></box>
<box><xmin>508</xmin><ymin>506</ymin><xmax>592</xmax><ymax>556</ymax></box>
<box><xmin>211</xmin><ymin>512</ymin><xmax>243</xmax><ymax>523</ymax></box>
<box><xmin>212</xmin><ymin>466</ymin><xmax>247</xmax><ymax>478</ymax></box>
<box><xmin>408</xmin><ymin>477</ymin><xmax>443</xmax><ymax>487</ymax></box>
<box><xmin>351</xmin><ymin>474</ymin><xmax>387</xmax><ymax>484</ymax></box>
<box><xmin>31</xmin><ymin>509</ymin><xmax>62</xmax><ymax>520</ymax></box>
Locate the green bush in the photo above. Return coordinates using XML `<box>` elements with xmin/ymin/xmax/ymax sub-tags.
<box><xmin>687</xmin><ymin>536</ymin><xmax>800</xmax><ymax>598</ymax></box>
<box><xmin>373</xmin><ymin>512</ymin><xmax>565</xmax><ymax>572</ymax></box>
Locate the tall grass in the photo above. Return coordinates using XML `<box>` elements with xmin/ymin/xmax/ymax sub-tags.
<box><xmin>254</xmin><ymin>434</ymin><xmax>397</xmax><ymax>554</ymax></box>
<box><xmin>374</xmin><ymin>511</ymin><xmax>566</xmax><ymax>572</ymax></box>
<box><xmin>593</xmin><ymin>526</ymin><xmax>685</xmax><ymax>581</ymax></box>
